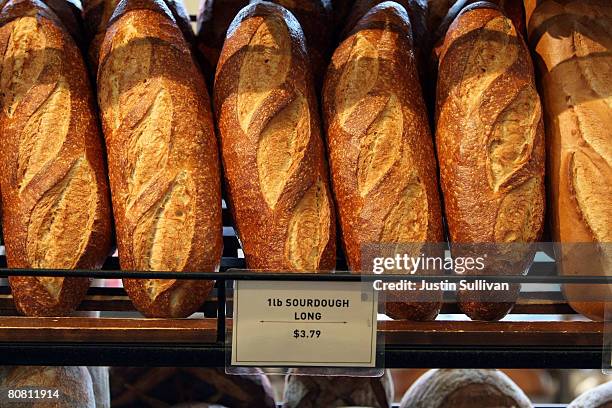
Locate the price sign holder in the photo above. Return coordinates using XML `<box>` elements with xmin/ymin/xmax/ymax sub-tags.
<box><xmin>225</xmin><ymin>278</ymin><xmax>384</xmax><ymax>377</ymax></box>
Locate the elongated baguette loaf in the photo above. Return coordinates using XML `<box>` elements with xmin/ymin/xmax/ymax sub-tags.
<box><xmin>528</xmin><ymin>0</ymin><xmax>611</xmax><ymax>321</ymax></box>
<box><xmin>323</xmin><ymin>2</ymin><xmax>443</xmax><ymax>320</ymax></box>
<box><xmin>98</xmin><ymin>0</ymin><xmax>223</xmax><ymax>317</ymax></box>
<box><xmin>436</xmin><ymin>2</ymin><xmax>545</xmax><ymax>321</ymax></box>
<box><xmin>214</xmin><ymin>1</ymin><xmax>336</xmax><ymax>271</ymax></box>
<box><xmin>0</xmin><ymin>0</ymin><xmax>113</xmax><ymax>316</ymax></box>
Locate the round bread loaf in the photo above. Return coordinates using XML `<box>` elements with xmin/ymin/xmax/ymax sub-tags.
<box><xmin>568</xmin><ymin>381</ymin><xmax>612</xmax><ymax>408</ymax></box>
<box><xmin>399</xmin><ymin>369</ymin><xmax>532</xmax><ymax>408</ymax></box>
<box><xmin>0</xmin><ymin>366</ymin><xmax>95</xmax><ymax>408</ymax></box>
<box><xmin>282</xmin><ymin>371</ymin><xmax>393</xmax><ymax>408</ymax></box>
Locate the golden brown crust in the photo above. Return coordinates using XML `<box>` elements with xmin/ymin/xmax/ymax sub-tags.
<box><xmin>214</xmin><ymin>2</ymin><xmax>336</xmax><ymax>271</ymax></box>
<box><xmin>0</xmin><ymin>366</ymin><xmax>96</xmax><ymax>408</ymax></box>
<box><xmin>98</xmin><ymin>0</ymin><xmax>223</xmax><ymax>317</ymax></box>
<box><xmin>436</xmin><ymin>3</ymin><xmax>545</xmax><ymax>321</ymax></box>
<box><xmin>83</xmin><ymin>0</ymin><xmax>194</xmax><ymax>72</ymax></box>
<box><xmin>528</xmin><ymin>0</ymin><xmax>612</xmax><ymax>321</ymax></box>
<box><xmin>0</xmin><ymin>0</ymin><xmax>113</xmax><ymax>317</ymax></box>
<box><xmin>323</xmin><ymin>2</ymin><xmax>443</xmax><ymax>320</ymax></box>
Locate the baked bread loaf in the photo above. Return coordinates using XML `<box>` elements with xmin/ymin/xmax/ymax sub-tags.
<box><xmin>0</xmin><ymin>0</ymin><xmax>113</xmax><ymax>316</ymax></box>
<box><xmin>214</xmin><ymin>1</ymin><xmax>336</xmax><ymax>271</ymax></box>
<box><xmin>399</xmin><ymin>369</ymin><xmax>532</xmax><ymax>408</ymax></box>
<box><xmin>568</xmin><ymin>381</ymin><xmax>612</xmax><ymax>408</ymax></box>
<box><xmin>256</xmin><ymin>0</ymin><xmax>333</xmax><ymax>88</ymax></box>
<box><xmin>528</xmin><ymin>0</ymin><xmax>611</xmax><ymax>321</ymax></box>
<box><xmin>87</xmin><ymin>366</ymin><xmax>110</xmax><ymax>408</ymax></box>
<box><xmin>110</xmin><ymin>367</ymin><xmax>276</xmax><ymax>408</ymax></box>
<box><xmin>98</xmin><ymin>0</ymin><xmax>223</xmax><ymax>317</ymax></box>
<box><xmin>435</xmin><ymin>1</ymin><xmax>545</xmax><ymax>321</ymax></box>
<box><xmin>83</xmin><ymin>0</ymin><xmax>193</xmax><ymax>71</ymax></box>
<box><xmin>283</xmin><ymin>371</ymin><xmax>393</xmax><ymax>408</ymax></box>
<box><xmin>0</xmin><ymin>366</ymin><xmax>96</xmax><ymax>408</ymax></box>
<box><xmin>323</xmin><ymin>2</ymin><xmax>443</xmax><ymax>320</ymax></box>
<box><xmin>196</xmin><ymin>0</ymin><xmax>250</xmax><ymax>84</ymax></box>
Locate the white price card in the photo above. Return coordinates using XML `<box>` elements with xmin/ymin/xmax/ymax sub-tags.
<box><xmin>231</xmin><ymin>280</ymin><xmax>378</xmax><ymax>367</ymax></box>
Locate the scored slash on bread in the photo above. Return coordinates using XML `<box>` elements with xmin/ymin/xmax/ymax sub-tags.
<box><xmin>97</xmin><ymin>0</ymin><xmax>223</xmax><ymax>318</ymax></box>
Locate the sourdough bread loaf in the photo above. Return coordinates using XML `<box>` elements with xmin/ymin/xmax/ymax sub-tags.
<box><xmin>399</xmin><ymin>369</ymin><xmax>532</xmax><ymax>408</ymax></box>
<box><xmin>110</xmin><ymin>367</ymin><xmax>276</xmax><ymax>408</ymax></box>
<box><xmin>323</xmin><ymin>2</ymin><xmax>443</xmax><ymax>320</ymax></box>
<box><xmin>214</xmin><ymin>1</ymin><xmax>336</xmax><ymax>271</ymax></box>
<box><xmin>528</xmin><ymin>0</ymin><xmax>611</xmax><ymax>321</ymax></box>
<box><xmin>435</xmin><ymin>1</ymin><xmax>545</xmax><ymax>321</ymax></box>
<box><xmin>0</xmin><ymin>0</ymin><xmax>113</xmax><ymax>316</ymax></box>
<box><xmin>97</xmin><ymin>0</ymin><xmax>223</xmax><ymax>317</ymax></box>
<box><xmin>568</xmin><ymin>381</ymin><xmax>612</xmax><ymax>408</ymax></box>
<box><xmin>283</xmin><ymin>371</ymin><xmax>394</xmax><ymax>408</ymax></box>
<box><xmin>0</xmin><ymin>366</ymin><xmax>96</xmax><ymax>408</ymax></box>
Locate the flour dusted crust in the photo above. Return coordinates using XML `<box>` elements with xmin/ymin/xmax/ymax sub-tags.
<box><xmin>528</xmin><ymin>0</ymin><xmax>612</xmax><ymax>321</ymax></box>
<box><xmin>0</xmin><ymin>0</ymin><xmax>113</xmax><ymax>316</ymax></box>
<box><xmin>283</xmin><ymin>371</ymin><xmax>393</xmax><ymax>408</ymax></box>
<box><xmin>399</xmin><ymin>369</ymin><xmax>532</xmax><ymax>408</ymax></box>
<box><xmin>98</xmin><ymin>0</ymin><xmax>222</xmax><ymax>317</ymax></box>
<box><xmin>435</xmin><ymin>2</ymin><xmax>545</xmax><ymax>321</ymax></box>
<box><xmin>214</xmin><ymin>2</ymin><xmax>336</xmax><ymax>271</ymax></box>
<box><xmin>0</xmin><ymin>366</ymin><xmax>96</xmax><ymax>408</ymax></box>
<box><xmin>323</xmin><ymin>2</ymin><xmax>443</xmax><ymax>320</ymax></box>
<box><xmin>568</xmin><ymin>381</ymin><xmax>612</xmax><ymax>408</ymax></box>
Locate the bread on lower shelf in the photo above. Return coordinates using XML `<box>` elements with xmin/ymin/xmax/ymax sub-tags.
<box><xmin>399</xmin><ymin>369</ymin><xmax>532</xmax><ymax>408</ymax></box>
<box><xmin>568</xmin><ymin>381</ymin><xmax>612</xmax><ymax>408</ymax></box>
<box><xmin>282</xmin><ymin>370</ymin><xmax>394</xmax><ymax>408</ymax></box>
<box><xmin>0</xmin><ymin>366</ymin><xmax>96</xmax><ymax>408</ymax></box>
